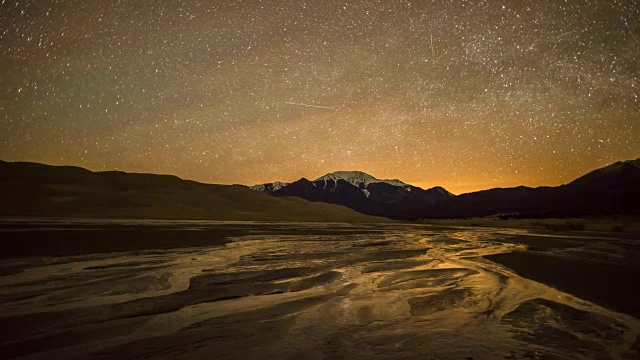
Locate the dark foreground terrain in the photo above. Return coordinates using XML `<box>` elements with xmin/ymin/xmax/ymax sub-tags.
<box><xmin>0</xmin><ymin>219</ymin><xmax>639</xmax><ymax>359</ymax></box>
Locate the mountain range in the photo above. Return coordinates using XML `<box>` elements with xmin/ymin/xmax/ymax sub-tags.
<box><xmin>250</xmin><ymin>159</ymin><xmax>640</xmax><ymax>219</ymax></box>
<box><xmin>1</xmin><ymin>158</ymin><xmax>637</xmax><ymax>222</ymax></box>
<box><xmin>251</xmin><ymin>171</ymin><xmax>454</xmax><ymax>219</ymax></box>
<box><xmin>0</xmin><ymin>161</ymin><xmax>388</xmax><ymax>223</ymax></box>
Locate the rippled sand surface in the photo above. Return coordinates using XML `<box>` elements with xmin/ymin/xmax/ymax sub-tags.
<box><xmin>0</xmin><ymin>220</ymin><xmax>638</xmax><ymax>359</ymax></box>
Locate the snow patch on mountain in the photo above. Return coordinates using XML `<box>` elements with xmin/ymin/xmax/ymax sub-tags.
<box><xmin>249</xmin><ymin>170</ymin><xmax>457</xmax><ymax>201</ymax></box>
<box><xmin>250</xmin><ymin>181</ymin><xmax>289</xmax><ymax>192</ymax></box>
<box><xmin>315</xmin><ymin>171</ymin><xmax>410</xmax><ymax>188</ymax></box>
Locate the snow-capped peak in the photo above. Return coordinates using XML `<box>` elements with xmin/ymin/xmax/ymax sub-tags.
<box><xmin>315</xmin><ymin>171</ymin><xmax>409</xmax><ymax>188</ymax></box>
<box><xmin>250</xmin><ymin>181</ymin><xmax>289</xmax><ymax>193</ymax></box>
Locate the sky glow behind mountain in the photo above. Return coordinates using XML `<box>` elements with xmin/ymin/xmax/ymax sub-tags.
<box><xmin>2</xmin><ymin>0</ymin><xmax>639</xmax><ymax>193</ymax></box>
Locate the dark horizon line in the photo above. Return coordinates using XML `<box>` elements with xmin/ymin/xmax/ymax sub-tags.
<box><xmin>3</xmin><ymin>157</ymin><xmax>638</xmax><ymax>197</ymax></box>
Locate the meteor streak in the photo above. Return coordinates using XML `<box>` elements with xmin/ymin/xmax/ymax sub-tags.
<box><xmin>284</xmin><ymin>101</ymin><xmax>336</xmax><ymax>110</ymax></box>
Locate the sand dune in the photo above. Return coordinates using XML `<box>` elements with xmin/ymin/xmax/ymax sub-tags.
<box><xmin>0</xmin><ymin>161</ymin><xmax>389</xmax><ymax>222</ymax></box>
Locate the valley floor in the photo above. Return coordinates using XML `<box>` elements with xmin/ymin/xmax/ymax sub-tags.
<box><xmin>418</xmin><ymin>216</ymin><xmax>640</xmax><ymax>234</ymax></box>
<box><xmin>0</xmin><ymin>219</ymin><xmax>639</xmax><ymax>359</ymax></box>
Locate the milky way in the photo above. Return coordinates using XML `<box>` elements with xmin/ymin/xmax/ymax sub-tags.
<box><xmin>2</xmin><ymin>0</ymin><xmax>639</xmax><ymax>193</ymax></box>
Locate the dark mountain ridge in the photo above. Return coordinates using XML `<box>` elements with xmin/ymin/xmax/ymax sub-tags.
<box><xmin>252</xmin><ymin>159</ymin><xmax>640</xmax><ymax>219</ymax></box>
<box><xmin>428</xmin><ymin>159</ymin><xmax>640</xmax><ymax>218</ymax></box>
<box><xmin>3</xmin><ymin>159</ymin><xmax>637</xmax><ymax>221</ymax></box>
<box><xmin>252</xmin><ymin>171</ymin><xmax>455</xmax><ymax>220</ymax></box>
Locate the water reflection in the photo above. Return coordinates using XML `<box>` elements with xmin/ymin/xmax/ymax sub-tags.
<box><xmin>0</xmin><ymin>222</ymin><xmax>638</xmax><ymax>359</ymax></box>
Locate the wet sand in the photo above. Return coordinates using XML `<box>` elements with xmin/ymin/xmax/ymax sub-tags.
<box><xmin>486</xmin><ymin>251</ymin><xmax>640</xmax><ymax>319</ymax></box>
<box><xmin>0</xmin><ymin>219</ymin><xmax>639</xmax><ymax>359</ymax></box>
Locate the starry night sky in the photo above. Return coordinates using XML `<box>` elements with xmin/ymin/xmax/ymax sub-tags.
<box><xmin>2</xmin><ymin>0</ymin><xmax>639</xmax><ymax>194</ymax></box>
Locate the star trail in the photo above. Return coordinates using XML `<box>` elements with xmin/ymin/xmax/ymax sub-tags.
<box><xmin>1</xmin><ymin>0</ymin><xmax>639</xmax><ymax>194</ymax></box>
